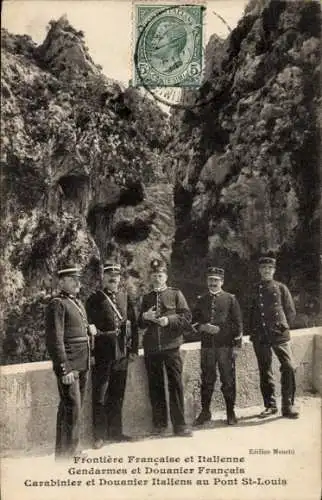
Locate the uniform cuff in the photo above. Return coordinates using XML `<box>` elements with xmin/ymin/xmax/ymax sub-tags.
<box><xmin>166</xmin><ymin>314</ymin><xmax>177</xmax><ymax>326</ymax></box>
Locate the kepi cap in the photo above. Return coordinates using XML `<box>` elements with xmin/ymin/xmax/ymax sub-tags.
<box><xmin>207</xmin><ymin>266</ymin><xmax>225</xmax><ymax>279</ymax></box>
<box><xmin>258</xmin><ymin>256</ymin><xmax>276</xmax><ymax>266</ymax></box>
<box><xmin>150</xmin><ymin>258</ymin><xmax>167</xmax><ymax>273</ymax></box>
<box><xmin>103</xmin><ymin>261</ymin><xmax>121</xmax><ymax>273</ymax></box>
<box><xmin>57</xmin><ymin>262</ymin><xmax>81</xmax><ymax>278</ymax></box>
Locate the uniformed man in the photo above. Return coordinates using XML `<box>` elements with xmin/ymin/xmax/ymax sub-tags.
<box><xmin>86</xmin><ymin>261</ymin><xmax>138</xmax><ymax>449</ymax></box>
<box><xmin>138</xmin><ymin>259</ymin><xmax>192</xmax><ymax>437</ymax></box>
<box><xmin>192</xmin><ymin>266</ymin><xmax>243</xmax><ymax>426</ymax></box>
<box><xmin>248</xmin><ymin>255</ymin><xmax>299</xmax><ymax>419</ymax></box>
<box><xmin>45</xmin><ymin>263</ymin><xmax>96</xmax><ymax>460</ymax></box>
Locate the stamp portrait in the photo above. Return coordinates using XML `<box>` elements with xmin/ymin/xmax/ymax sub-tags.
<box><xmin>134</xmin><ymin>4</ymin><xmax>204</xmax><ymax>88</ymax></box>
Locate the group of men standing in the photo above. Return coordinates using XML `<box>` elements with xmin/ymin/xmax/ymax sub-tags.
<box><xmin>46</xmin><ymin>254</ymin><xmax>299</xmax><ymax>460</ymax></box>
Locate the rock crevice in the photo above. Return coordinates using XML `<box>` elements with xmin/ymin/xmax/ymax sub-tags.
<box><xmin>170</xmin><ymin>0</ymin><xmax>320</xmax><ymax>322</ymax></box>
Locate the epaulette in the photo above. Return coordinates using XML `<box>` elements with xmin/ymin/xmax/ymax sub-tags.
<box><xmin>168</xmin><ymin>286</ymin><xmax>178</xmax><ymax>291</ymax></box>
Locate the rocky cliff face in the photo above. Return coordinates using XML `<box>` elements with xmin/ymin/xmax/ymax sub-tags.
<box><xmin>1</xmin><ymin>17</ymin><xmax>173</xmax><ymax>363</ymax></box>
<box><xmin>1</xmin><ymin>1</ymin><xmax>321</xmax><ymax>363</ymax></box>
<box><xmin>170</xmin><ymin>0</ymin><xmax>321</xmax><ymax>324</ymax></box>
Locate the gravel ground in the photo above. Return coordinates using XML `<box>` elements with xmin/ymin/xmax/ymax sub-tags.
<box><xmin>1</xmin><ymin>395</ymin><xmax>321</xmax><ymax>500</ymax></box>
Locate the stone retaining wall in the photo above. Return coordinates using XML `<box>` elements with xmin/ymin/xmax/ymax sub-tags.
<box><xmin>1</xmin><ymin>328</ymin><xmax>321</xmax><ymax>456</ymax></box>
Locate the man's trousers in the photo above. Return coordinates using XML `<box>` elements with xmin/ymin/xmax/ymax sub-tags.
<box><xmin>253</xmin><ymin>341</ymin><xmax>296</xmax><ymax>410</ymax></box>
<box><xmin>92</xmin><ymin>359</ymin><xmax>128</xmax><ymax>441</ymax></box>
<box><xmin>144</xmin><ymin>348</ymin><xmax>186</xmax><ymax>431</ymax></box>
<box><xmin>200</xmin><ymin>346</ymin><xmax>236</xmax><ymax>412</ymax></box>
<box><xmin>55</xmin><ymin>369</ymin><xmax>88</xmax><ymax>460</ymax></box>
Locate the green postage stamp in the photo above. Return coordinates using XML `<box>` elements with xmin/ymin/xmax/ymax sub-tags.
<box><xmin>134</xmin><ymin>4</ymin><xmax>204</xmax><ymax>88</ymax></box>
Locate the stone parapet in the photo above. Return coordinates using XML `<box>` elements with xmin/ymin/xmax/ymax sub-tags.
<box><xmin>1</xmin><ymin>328</ymin><xmax>321</xmax><ymax>456</ymax></box>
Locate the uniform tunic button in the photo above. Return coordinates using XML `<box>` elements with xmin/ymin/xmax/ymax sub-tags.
<box><xmin>263</xmin><ymin>323</ymin><xmax>266</xmax><ymax>326</ymax></box>
<box><xmin>261</xmin><ymin>312</ymin><xmax>265</xmax><ymax>316</ymax></box>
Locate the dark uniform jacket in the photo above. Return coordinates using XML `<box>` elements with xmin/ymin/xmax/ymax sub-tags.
<box><xmin>249</xmin><ymin>280</ymin><xmax>296</xmax><ymax>345</ymax></box>
<box><xmin>46</xmin><ymin>292</ymin><xmax>90</xmax><ymax>377</ymax></box>
<box><xmin>138</xmin><ymin>287</ymin><xmax>192</xmax><ymax>354</ymax></box>
<box><xmin>86</xmin><ymin>289</ymin><xmax>138</xmax><ymax>365</ymax></box>
<box><xmin>192</xmin><ymin>290</ymin><xmax>243</xmax><ymax>348</ymax></box>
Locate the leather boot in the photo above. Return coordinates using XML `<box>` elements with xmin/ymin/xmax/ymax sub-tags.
<box><xmin>194</xmin><ymin>409</ymin><xmax>212</xmax><ymax>426</ymax></box>
<box><xmin>282</xmin><ymin>406</ymin><xmax>299</xmax><ymax>419</ymax></box>
<box><xmin>226</xmin><ymin>409</ymin><xmax>238</xmax><ymax>425</ymax></box>
<box><xmin>226</xmin><ymin>401</ymin><xmax>238</xmax><ymax>425</ymax></box>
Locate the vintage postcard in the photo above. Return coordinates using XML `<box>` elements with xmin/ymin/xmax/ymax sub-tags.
<box><xmin>1</xmin><ymin>0</ymin><xmax>321</xmax><ymax>500</ymax></box>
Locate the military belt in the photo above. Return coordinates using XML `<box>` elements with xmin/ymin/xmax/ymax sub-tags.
<box><xmin>66</xmin><ymin>337</ymin><xmax>88</xmax><ymax>344</ymax></box>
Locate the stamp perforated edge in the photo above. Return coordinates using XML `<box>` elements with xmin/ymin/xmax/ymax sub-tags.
<box><xmin>131</xmin><ymin>1</ymin><xmax>206</xmax><ymax>88</ymax></box>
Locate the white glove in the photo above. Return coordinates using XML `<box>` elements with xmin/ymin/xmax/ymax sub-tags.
<box><xmin>143</xmin><ymin>307</ymin><xmax>158</xmax><ymax>322</ymax></box>
<box><xmin>200</xmin><ymin>323</ymin><xmax>220</xmax><ymax>335</ymax></box>
<box><xmin>157</xmin><ymin>316</ymin><xmax>169</xmax><ymax>327</ymax></box>
<box><xmin>88</xmin><ymin>324</ymin><xmax>97</xmax><ymax>336</ymax></box>
<box><xmin>61</xmin><ymin>372</ymin><xmax>75</xmax><ymax>385</ymax></box>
